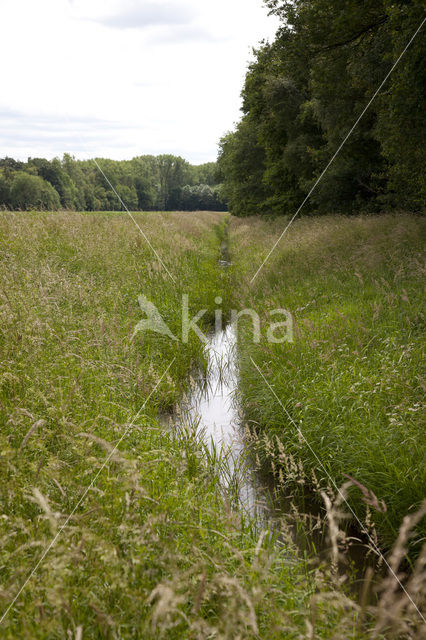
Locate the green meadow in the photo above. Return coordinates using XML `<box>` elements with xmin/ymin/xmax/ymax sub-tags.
<box><xmin>0</xmin><ymin>210</ymin><xmax>424</xmax><ymax>639</ymax></box>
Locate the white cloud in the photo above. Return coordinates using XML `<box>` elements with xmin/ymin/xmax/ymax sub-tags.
<box><xmin>92</xmin><ymin>1</ymin><xmax>197</xmax><ymax>29</ymax></box>
<box><xmin>0</xmin><ymin>0</ymin><xmax>280</xmax><ymax>164</ymax></box>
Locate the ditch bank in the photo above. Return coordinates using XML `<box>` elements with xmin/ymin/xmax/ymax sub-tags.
<box><xmin>166</xmin><ymin>224</ymin><xmax>385</xmax><ymax>603</ymax></box>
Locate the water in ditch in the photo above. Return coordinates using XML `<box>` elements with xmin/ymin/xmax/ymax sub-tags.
<box><xmin>175</xmin><ymin>321</ymin><xmax>382</xmax><ymax>600</ymax></box>
<box><xmin>180</xmin><ymin>323</ymin><xmax>270</xmax><ymax>519</ymax></box>
<box><xmin>164</xmin><ymin>233</ymin><xmax>383</xmax><ymax>599</ymax></box>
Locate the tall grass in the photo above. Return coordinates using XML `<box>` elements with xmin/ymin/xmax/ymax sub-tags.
<box><xmin>229</xmin><ymin>213</ymin><xmax>425</xmax><ymax>554</ymax></box>
<box><xmin>0</xmin><ymin>210</ymin><xmax>424</xmax><ymax>638</ymax></box>
<box><xmin>0</xmin><ymin>211</ymin><xmax>365</xmax><ymax>639</ymax></box>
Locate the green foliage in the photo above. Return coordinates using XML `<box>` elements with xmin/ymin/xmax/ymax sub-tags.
<box><xmin>218</xmin><ymin>119</ymin><xmax>271</xmax><ymax>216</ymax></box>
<box><xmin>0</xmin><ymin>155</ymin><xmax>226</xmax><ymax>212</ymax></box>
<box><xmin>180</xmin><ymin>183</ymin><xmax>226</xmax><ymax>211</ymax></box>
<box><xmin>375</xmin><ymin>0</ymin><xmax>426</xmax><ymax>209</ymax></box>
<box><xmin>0</xmin><ymin>172</ymin><xmax>10</xmax><ymax>206</ymax></box>
<box><xmin>218</xmin><ymin>0</ymin><xmax>425</xmax><ymax>215</ymax></box>
<box><xmin>9</xmin><ymin>172</ymin><xmax>60</xmax><ymax>210</ymax></box>
<box><xmin>28</xmin><ymin>157</ymin><xmax>76</xmax><ymax>208</ymax></box>
<box><xmin>192</xmin><ymin>161</ymin><xmax>219</xmax><ymax>186</ymax></box>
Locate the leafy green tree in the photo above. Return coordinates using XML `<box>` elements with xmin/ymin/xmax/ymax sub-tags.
<box><xmin>10</xmin><ymin>172</ymin><xmax>60</xmax><ymax>210</ymax></box>
<box><xmin>0</xmin><ymin>154</ymin><xmax>224</xmax><ymax>212</ymax></box>
<box><xmin>191</xmin><ymin>162</ymin><xmax>219</xmax><ymax>186</ymax></box>
<box><xmin>131</xmin><ymin>156</ymin><xmax>158</xmax><ymax>210</ymax></box>
<box><xmin>0</xmin><ymin>172</ymin><xmax>10</xmax><ymax>208</ymax></box>
<box><xmin>29</xmin><ymin>157</ymin><xmax>75</xmax><ymax>208</ymax></box>
<box><xmin>180</xmin><ymin>184</ymin><xmax>226</xmax><ymax>211</ymax></box>
<box><xmin>375</xmin><ymin>0</ymin><xmax>426</xmax><ymax>209</ymax></box>
<box><xmin>157</xmin><ymin>155</ymin><xmax>192</xmax><ymax>210</ymax></box>
<box><xmin>218</xmin><ymin>117</ymin><xmax>271</xmax><ymax>216</ymax></box>
<box><xmin>62</xmin><ymin>154</ymin><xmax>88</xmax><ymax>209</ymax></box>
<box><xmin>219</xmin><ymin>0</ymin><xmax>425</xmax><ymax>216</ymax></box>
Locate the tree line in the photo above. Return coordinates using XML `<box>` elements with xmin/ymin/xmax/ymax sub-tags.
<box><xmin>0</xmin><ymin>155</ymin><xmax>226</xmax><ymax>212</ymax></box>
<box><xmin>217</xmin><ymin>0</ymin><xmax>425</xmax><ymax>216</ymax></box>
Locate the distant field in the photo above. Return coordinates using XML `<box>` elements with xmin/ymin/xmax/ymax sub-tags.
<box><xmin>230</xmin><ymin>213</ymin><xmax>425</xmax><ymax>552</ymax></box>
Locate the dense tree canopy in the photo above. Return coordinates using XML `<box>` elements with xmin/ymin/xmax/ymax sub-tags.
<box><xmin>218</xmin><ymin>0</ymin><xmax>425</xmax><ymax>215</ymax></box>
<box><xmin>0</xmin><ymin>154</ymin><xmax>226</xmax><ymax>212</ymax></box>
<box><xmin>9</xmin><ymin>172</ymin><xmax>61</xmax><ymax>210</ymax></box>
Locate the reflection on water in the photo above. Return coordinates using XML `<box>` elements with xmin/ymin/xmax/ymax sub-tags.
<box><xmin>179</xmin><ymin>324</ymin><xmax>278</xmax><ymax>522</ymax></box>
<box><xmin>174</xmin><ymin>323</ymin><xmax>382</xmax><ymax>599</ymax></box>
<box><xmin>186</xmin><ymin>325</ymin><xmax>239</xmax><ymax>451</ymax></box>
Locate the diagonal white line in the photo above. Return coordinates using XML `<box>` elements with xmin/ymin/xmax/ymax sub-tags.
<box><xmin>52</xmin><ymin>107</ymin><xmax>177</xmax><ymax>283</ymax></box>
<box><xmin>250</xmin><ymin>356</ymin><xmax>425</xmax><ymax>622</ymax></box>
<box><xmin>0</xmin><ymin>357</ymin><xmax>176</xmax><ymax>626</ymax></box>
<box><xmin>250</xmin><ymin>15</ymin><xmax>426</xmax><ymax>284</ymax></box>
<box><xmin>92</xmin><ymin>159</ymin><xmax>176</xmax><ymax>283</ymax></box>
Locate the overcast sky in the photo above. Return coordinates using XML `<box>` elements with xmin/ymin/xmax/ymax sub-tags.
<box><xmin>0</xmin><ymin>0</ymin><xmax>280</xmax><ymax>164</ymax></box>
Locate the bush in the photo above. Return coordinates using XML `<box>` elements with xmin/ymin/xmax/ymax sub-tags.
<box><xmin>10</xmin><ymin>172</ymin><xmax>61</xmax><ymax>210</ymax></box>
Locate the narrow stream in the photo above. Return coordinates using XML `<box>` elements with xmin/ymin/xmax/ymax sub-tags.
<box><xmin>177</xmin><ymin>322</ymin><xmax>381</xmax><ymax>599</ymax></box>
<box><xmin>167</xmin><ymin>237</ymin><xmax>382</xmax><ymax>599</ymax></box>
<box><xmin>181</xmin><ymin>323</ymin><xmax>271</xmax><ymax>519</ymax></box>
<box><xmin>179</xmin><ymin>324</ymin><xmax>317</xmax><ymax>525</ymax></box>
